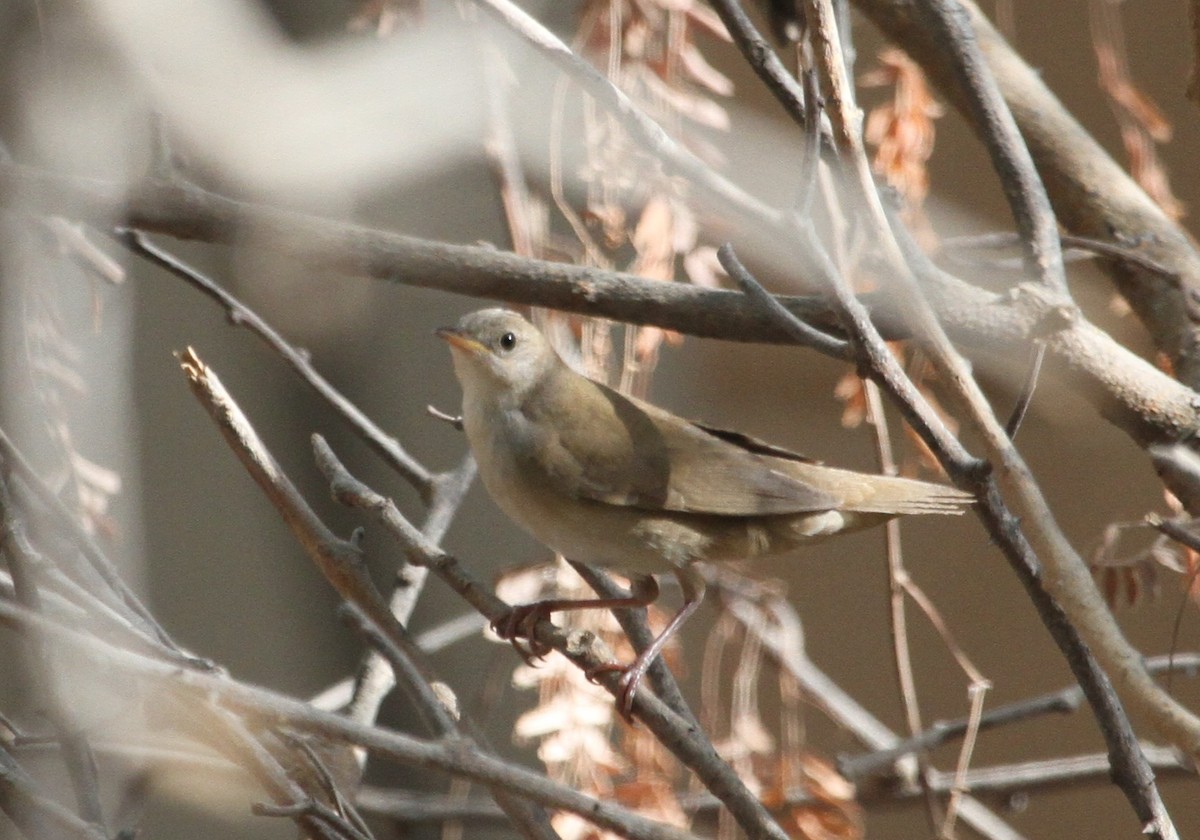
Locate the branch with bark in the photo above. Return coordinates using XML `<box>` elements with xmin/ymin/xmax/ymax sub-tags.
<box><xmin>1</xmin><ymin>1</ymin><xmax>1199</xmax><ymax>838</ymax></box>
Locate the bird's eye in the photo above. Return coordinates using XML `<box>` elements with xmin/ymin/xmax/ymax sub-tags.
<box><xmin>498</xmin><ymin>332</ymin><xmax>517</xmax><ymax>352</ymax></box>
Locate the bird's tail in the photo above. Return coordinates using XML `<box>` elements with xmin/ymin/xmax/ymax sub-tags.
<box><xmin>844</xmin><ymin>473</ymin><xmax>974</xmax><ymax>515</ymax></box>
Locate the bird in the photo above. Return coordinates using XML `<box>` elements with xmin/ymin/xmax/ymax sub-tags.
<box><xmin>437</xmin><ymin>308</ymin><xmax>973</xmax><ymax>713</ymax></box>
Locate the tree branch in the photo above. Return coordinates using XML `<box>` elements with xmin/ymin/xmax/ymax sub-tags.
<box><xmin>854</xmin><ymin>0</ymin><xmax>1200</xmax><ymax>388</ymax></box>
<box><xmin>2</xmin><ymin>164</ymin><xmax>1195</xmax><ymax>455</ymax></box>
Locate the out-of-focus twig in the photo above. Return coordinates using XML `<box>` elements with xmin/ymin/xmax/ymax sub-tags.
<box><xmin>3</xmin><ymin>164</ymin><xmax>1198</xmax><ymax>463</ymax></box>
<box><xmin>118</xmin><ymin>230</ymin><xmax>434</xmax><ymax>500</ymax></box>
<box><xmin>312</xmin><ymin>436</ymin><xmax>793</xmax><ymax>840</ymax></box>
<box><xmin>0</xmin><ymin>600</ymin><xmax>692</xmax><ymax>840</ymax></box>
<box><xmin>0</xmin><ymin>476</ymin><xmax>107</xmax><ymax>831</ymax></box>
<box><xmin>178</xmin><ymin>350</ymin><xmax>550</xmax><ymax>837</ymax></box>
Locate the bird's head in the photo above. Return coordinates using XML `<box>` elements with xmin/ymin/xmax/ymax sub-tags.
<box><xmin>436</xmin><ymin>309</ymin><xmax>559</xmax><ymax>405</ymax></box>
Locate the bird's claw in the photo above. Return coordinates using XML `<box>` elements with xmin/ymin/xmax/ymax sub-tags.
<box><xmin>584</xmin><ymin>661</ymin><xmax>643</xmax><ymax>721</ymax></box>
<box><xmin>491</xmin><ymin>604</ymin><xmax>553</xmax><ymax>664</ymax></box>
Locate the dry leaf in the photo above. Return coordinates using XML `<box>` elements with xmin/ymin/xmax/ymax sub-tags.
<box><xmin>682</xmin><ymin>245</ymin><xmax>726</xmax><ymax>288</ymax></box>
<box><xmin>833</xmin><ymin>372</ymin><xmax>867</xmax><ymax>429</ymax></box>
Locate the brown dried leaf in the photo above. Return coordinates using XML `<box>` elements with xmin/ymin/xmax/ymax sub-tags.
<box><xmin>1086</xmin><ymin>521</ymin><xmax>1193</xmax><ymax>608</ymax></box>
<box><xmin>863</xmin><ymin>48</ymin><xmax>942</xmax><ymax>247</ymax></box>
<box><xmin>637</xmin><ymin>67</ymin><xmax>731</xmax><ymax>130</ymax></box>
<box><xmin>762</xmin><ymin>754</ymin><xmax>863</xmax><ymax>840</ymax></box>
<box><xmin>680</xmin><ymin>42</ymin><xmax>735</xmax><ymax>96</ymax></box>
<box><xmin>684</xmin><ymin>2</ymin><xmax>732</xmax><ymax>41</ymax></box>
<box><xmin>612</xmin><ymin>777</ymin><xmax>689</xmax><ymax>828</ymax></box>
<box><xmin>788</xmin><ymin>807</ymin><xmax>864</xmax><ymax>840</ymax></box>
<box><xmin>1091</xmin><ymin>4</ymin><xmax>1184</xmax><ymax>220</ymax></box>
<box><xmin>634</xmin><ymin>326</ymin><xmax>683</xmax><ymax>362</ymax></box>
<box><xmin>682</xmin><ymin>245</ymin><xmax>725</xmax><ymax>288</ymax></box>
<box><xmin>833</xmin><ymin>372</ymin><xmax>867</xmax><ymax>429</ymax></box>
<box><xmin>631</xmin><ymin>196</ymin><xmax>676</xmax><ymax>281</ymax></box>
<box><xmin>1184</xmin><ymin>549</ymin><xmax>1200</xmax><ymax>605</ymax></box>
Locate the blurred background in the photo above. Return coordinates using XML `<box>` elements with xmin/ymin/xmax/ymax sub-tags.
<box><xmin>0</xmin><ymin>0</ymin><xmax>1197</xmax><ymax>837</ymax></box>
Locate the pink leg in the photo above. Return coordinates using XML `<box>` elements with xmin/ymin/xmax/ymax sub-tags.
<box><xmin>589</xmin><ymin>566</ymin><xmax>707</xmax><ymax>718</ymax></box>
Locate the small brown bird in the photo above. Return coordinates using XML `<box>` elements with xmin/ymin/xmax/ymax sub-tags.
<box><xmin>438</xmin><ymin>309</ymin><xmax>972</xmax><ymax>712</ymax></box>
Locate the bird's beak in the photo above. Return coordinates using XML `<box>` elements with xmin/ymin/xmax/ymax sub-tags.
<box><xmin>435</xmin><ymin>327</ymin><xmax>488</xmax><ymax>356</ymax></box>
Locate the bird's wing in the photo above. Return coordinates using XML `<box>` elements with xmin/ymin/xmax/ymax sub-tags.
<box><xmin>520</xmin><ymin>373</ymin><xmax>840</xmax><ymax>516</ymax></box>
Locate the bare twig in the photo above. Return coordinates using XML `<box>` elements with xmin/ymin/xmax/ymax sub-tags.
<box><xmin>728</xmin><ymin>213</ymin><xmax>1180</xmax><ymax>838</ymax></box>
<box><xmin>715</xmin><ymin>582</ymin><xmax>1021</xmax><ymax>840</ymax></box>
<box><xmin>467</xmin><ymin>0</ymin><xmax>780</xmax><ymax>229</ymax></box>
<box><xmin>1003</xmin><ymin>343</ymin><xmax>1045</xmax><ymax>440</ymax></box>
<box><xmin>943</xmin><ymin>231</ymin><xmax>1180</xmax><ymax>284</ymax></box>
<box><xmin>0</xmin><ymin>744</ymin><xmax>109</xmax><ymax>840</ymax></box>
<box><xmin>841</xmin><ymin>653</ymin><xmax>1200</xmax><ymax>780</ymax></box>
<box><xmin>3</xmin><ymin>164</ymin><xmax>1198</xmax><ymax>461</ymax></box>
<box><xmin>0</xmin><ymin>426</ymin><xmax>181</xmax><ymax>653</ymax></box>
<box><xmin>339</xmin><ymin>604</ymin><xmax>465</xmax><ymax>738</ymax></box>
<box><xmin>178</xmin><ymin>350</ymin><xmax>550</xmax><ymax>837</ymax></box>
<box><xmin>178</xmin><ymin>349</ymin><xmax>390</xmax><ymax>633</ymax></box>
<box><xmin>311</xmin><ymin>437</ymin><xmax>793</xmax><ymax>840</ymax></box>
<box><xmin>706</xmin><ymin>0</ymin><xmax>815</xmax><ymax>131</ymax></box>
<box><xmin>791</xmin><ymin>5</ymin><xmax>1187</xmax><ymax>834</ymax></box>
<box><xmin>191</xmin><ymin>706</ymin><xmax>349</xmax><ymax>840</ymax></box>
<box><xmin>0</xmin><ymin>600</ymin><xmax>712</xmax><ymax>840</ymax></box>
<box><xmin>862</xmin><ymin>379</ymin><xmax>941</xmax><ymax>830</ymax></box>
<box><xmin>854</xmin><ymin>0</ymin><xmax>1200</xmax><ymax>388</ymax></box>
<box><xmin>0</xmin><ymin>475</ymin><xmax>107</xmax><ymax>833</ymax></box>
<box><xmin>120</xmin><ymin>231</ymin><xmax>482</xmax><ymax>792</ymax></box>
<box><xmin>119</xmin><ymin>230</ymin><xmax>434</xmax><ymax>500</ymax></box>
<box><xmin>718</xmin><ymin>244</ymin><xmax>850</xmax><ymax>358</ymax></box>
<box><xmin>337</xmin><ymin>604</ymin><xmax>560</xmax><ymax>840</ymax></box>
<box><xmin>909</xmin><ymin>0</ymin><xmax>1068</xmax><ymax>295</ymax></box>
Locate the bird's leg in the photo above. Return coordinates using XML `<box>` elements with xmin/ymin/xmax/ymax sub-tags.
<box><xmin>493</xmin><ymin>573</ymin><xmax>661</xmax><ymax>664</ymax></box>
<box><xmin>589</xmin><ymin>566</ymin><xmax>707</xmax><ymax>718</ymax></box>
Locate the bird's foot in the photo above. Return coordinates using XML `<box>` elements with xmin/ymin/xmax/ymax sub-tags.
<box><xmin>491</xmin><ymin>603</ymin><xmax>554</xmax><ymax>665</ymax></box>
<box><xmin>585</xmin><ymin>660</ymin><xmax>649</xmax><ymax>721</ymax></box>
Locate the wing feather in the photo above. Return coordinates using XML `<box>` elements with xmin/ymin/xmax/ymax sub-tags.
<box><xmin>518</xmin><ymin>371</ymin><xmax>840</xmax><ymax>516</ymax></box>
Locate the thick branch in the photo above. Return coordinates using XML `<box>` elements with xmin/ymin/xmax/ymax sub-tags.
<box><xmin>855</xmin><ymin>0</ymin><xmax>1200</xmax><ymax>387</ymax></box>
<box><xmin>1</xmin><ymin>165</ymin><xmax>1196</xmax><ymax>453</ymax></box>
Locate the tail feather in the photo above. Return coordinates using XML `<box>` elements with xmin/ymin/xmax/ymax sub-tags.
<box><xmin>847</xmin><ymin>473</ymin><xmax>974</xmax><ymax>515</ymax></box>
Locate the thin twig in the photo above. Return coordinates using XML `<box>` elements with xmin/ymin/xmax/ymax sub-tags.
<box><xmin>178</xmin><ymin>350</ymin><xmax>549</xmax><ymax>838</ymax></box>
<box><xmin>338</xmin><ymin>603</ymin><xmax>559</xmax><ymax>840</ymax></box>
<box><xmin>339</xmin><ymin>605</ymin><xmax>465</xmax><ymax>737</ymax></box>
<box><xmin>861</xmin><ymin>379</ymin><xmax>941</xmax><ymax>831</ymax></box>
<box><xmin>909</xmin><ymin>0</ymin><xmax>1068</xmax><ymax>295</ymax></box>
<box><xmin>311</xmin><ymin>437</ymin><xmax>793</xmax><ymax>840</ymax></box>
<box><xmin>467</xmin><ymin>0</ymin><xmax>781</xmax><ymax>229</ymax></box>
<box><xmin>0</xmin><ymin>475</ymin><xmax>107</xmax><ymax>832</ymax></box>
<box><xmin>118</xmin><ymin>230</ymin><xmax>435</xmax><ymax>500</ymax></box>
<box><xmin>4</xmin><ymin>164</ymin><xmax>1199</xmax><ymax>461</ymax></box>
<box><xmin>840</xmin><ymin>652</ymin><xmax>1200</xmax><ymax>780</ymax></box>
<box><xmin>706</xmin><ymin>0</ymin><xmax>813</xmax><ymax>131</ymax></box>
<box><xmin>0</xmin><ymin>744</ymin><xmax>109</xmax><ymax>840</ymax></box>
<box><xmin>178</xmin><ymin>349</ymin><xmax>392</xmax><ymax>634</ymax></box>
<box><xmin>343</xmin><ymin>453</ymin><xmax>476</xmax><ymax>747</ymax></box>
<box><xmin>715</xmin><ymin>582</ymin><xmax>1021</xmax><ymax>840</ymax></box>
<box><xmin>0</xmin><ymin>600</ymin><xmax>712</xmax><ymax>840</ymax></box>
<box><xmin>943</xmin><ymin>232</ymin><xmax>1180</xmax><ymax>284</ymax></box>
<box><xmin>796</xmin><ymin>67</ymin><xmax>825</xmax><ymax>215</ymax></box>
<box><xmin>0</xmin><ymin>426</ymin><xmax>181</xmax><ymax>652</ymax></box>
<box><xmin>854</xmin><ymin>0</ymin><xmax>1200</xmax><ymax>386</ymax></box>
<box><xmin>717</xmin><ymin>244</ymin><xmax>850</xmax><ymax>358</ymax></box>
<box><xmin>1004</xmin><ymin>342</ymin><xmax>1045</xmax><ymax>439</ymax></box>
<box><xmin>795</xmin><ymin>3</ymin><xmax>1187</xmax><ymax>833</ymax></box>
